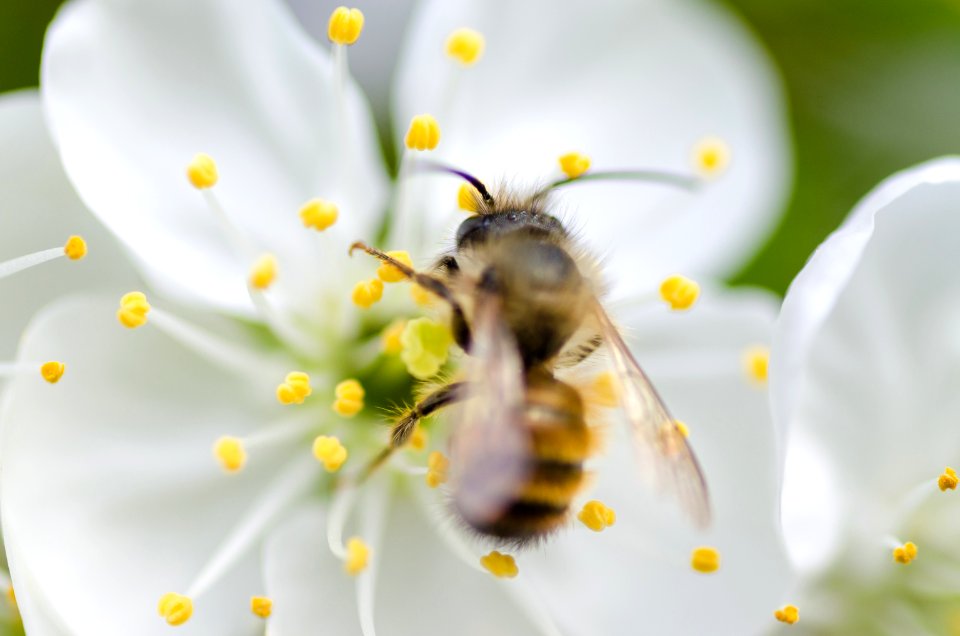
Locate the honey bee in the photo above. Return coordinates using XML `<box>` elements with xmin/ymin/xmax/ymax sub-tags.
<box><xmin>350</xmin><ymin>163</ymin><xmax>709</xmax><ymax>545</ymax></box>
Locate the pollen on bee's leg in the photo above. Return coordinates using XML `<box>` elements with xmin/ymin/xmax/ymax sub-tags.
<box><xmin>404</xmin><ymin>114</ymin><xmax>441</xmax><ymax>151</ymax></box>
<box><xmin>938</xmin><ymin>467</ymin><xmax>958</xmax><ymax>491</ymax></box>
<box><xmin>774</xmin><ymin>605</ymin><xmax>800</xmax><ymax>625</ymax></box>
<box><xmin>248</xmin><ymin>253</ymin><xmax>278</xmax><ymax>291</ymax></box>
<box><xmin>332</xmin><ymin>379</ymin><xmax>365</xmax><ymax>417</ymax></box>
<box><xmin>480</xmin><ymin>551</ymin><xmax>519</xmax><ymax>579</ymax></box>
<box><xmin>577</xmin><ymin>500</ymin><xmax>616</xmax><ymax>532</ymax></box>
<box><xmin>352</xmin><ymin>278</ymin><xmax>384</xmax><ymax>308</ymax></box>
<box><xmin>212</xmin><ymin>436</ymin><xmax>247</xmax><ymax>473</ymax></box>
<box><xmin>376</xmin><ymin>251</ymin><xmax>413</xmax><ymax>283</ymax></box>
<box><xmin>425</xmin><ymin>451</ymin><xmax>449</xmax><ymax>488</ymax></box>
<box><xmin>313</xmin><ymin>435</ymin><xmax>349</xmax><ymax>472</ymax></box>
<box><xmin>157</xmin><ymin>592</ymin><xmax>193</xmax><ymax>626</ymax></box>
<box><xmin>742</xmin><ymin>345</ymin><xmax>770</xmax><ymax>386</ymax></box>
<box><xmin>892</xmin><ymin>541</ymin><xmax>918</xmax><ymax>565</ymax></box>
<box><xmin>250</xmin><ymin>596</ymin><xmax>273</xmax><ymax>619</ymax></box>
<box><xmin>0</xmin><ymin>234</ymin><xmax>88</xmax><ymax>280</ymax></box>
<box><xmin>445</xmin><ymin>28</ymin><xmax>485</xmax><ymax>66</ymax></box>
<box><xmin>328</xmin><ymin>6</ymin><xmax>364</xmax><ymax>46</ymax></box>
<box><xmin>277</xmin><ymin>371</ymin><xmax>312</xmax><ymax>405</ymax></box>
<box><xmin>344</xmin><ymin>537</ymin><xmax>371</xmax><ymax>575</ymax></box>
<box><xmin>692</xmin><ymin>137</ymin><xmax>731</xmax><ymax>178</ymax></box>
<box><xmin>691</xmin><ymin>546</ymin><xmax>721</xmax><ymax>573</ymax></box>
<box><xmin>558</xmin><ymin>152</ymin><xmax>591</xmax><ymax>179</ymax></box>
<box><xmin>117</xmin><ymin>291</ymin><xmax>151</xmax><ymax>328</ymax></box>
<box><xmin>659</xmin><ymin>274</ymin><xmax>700</xmax><ymax>311</ymax></box>
<box><xmin>40</xmin><ymin>361</ymin><xmax>66</xmax><ymax>384</ymax></box>
<box><xmin>300</xmin><ymin>198</ymin><xmax>339</xmax><ymax>231</ymax></box>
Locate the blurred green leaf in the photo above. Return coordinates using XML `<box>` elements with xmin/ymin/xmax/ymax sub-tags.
<box><xmin>0</xmin><ymin>0</ymin><xmax>64</xmax><ymax>92</ymax></box>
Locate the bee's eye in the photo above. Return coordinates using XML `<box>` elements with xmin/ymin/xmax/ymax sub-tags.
<box><xmin>455</xmin><ymin>215</ymin><xmax>487</xmax><ymax>247</ymax></box>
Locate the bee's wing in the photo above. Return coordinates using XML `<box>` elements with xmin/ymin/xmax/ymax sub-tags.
<box><xmin>450</xmin><ymin>296</ymin><xmax>532</xmax><ymax>528</ymax></box>
<box><xmin>594</xmin><ymin>301</ymin><xmax>711</xmax><ymax>528</ymax></box>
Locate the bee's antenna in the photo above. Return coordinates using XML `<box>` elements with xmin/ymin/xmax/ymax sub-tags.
<box><xmin>409</xmin><ymin>159</ymin><xmax>495</xmax><ymax>205</ymax></box>
<box><xmin>532</xmin><ymin>170</ymin><xmax>700</xmax><ymax>200</ymax></box>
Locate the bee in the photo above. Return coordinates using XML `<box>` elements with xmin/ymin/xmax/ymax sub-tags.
<box><xmin>350</xmin><ymin>162</ymin><xmax>709</xmax><ymax>545</ymax></box>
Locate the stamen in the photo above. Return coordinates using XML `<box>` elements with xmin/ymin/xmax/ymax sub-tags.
<box><xmin>277</xmin><ymin>371</ymin><xmax>312</xmax><ymax>406</ymax></box>
<box><xmin>248</xmin><ymin>253</ymin><xmax>278</xmax><ymax>291</ymax></box>
<box><xmin>674</xmin><ymin>420</ymin><xmax>690</xmax><ymax>438</ymax></box>
<box><xmin>938</xmin><ymin>467</ymin><xmax>958</xmax><ymax>491</ymax></box>
<box><xmin>376</xmin><ymin>251</ymin><xmax>413</xmax><ymax>283</ymax></box>
<box><xmin>893</xmin><ymin>541</ymin><xmax>918</xmax><ymax>565</ymax></box>
<box><xmin>480</xmin><ymin>551</ymin><xmax>519</xmax><ymax>579</ymax></box>
<box><xmin>117</xmin><ymin>291</ymin><xmax>151</xmax><ymax>329</ymax></box>
<box><xmin>692</xmin><ymin>137</ymin><xmax>731</xmax><ymax>178</ymax></box>
<box><xmin>157</xmin><ymin>592</ymin><xmax>193</xmax><ymax>626</ymax></box>
<box><xmin>659</xmin><ymin>274</ymin><xmax>700</xmax><ymax>311</ymax></box>
<box><xmin>40</xmin><ymin>361</ymin><xmax>66</xmax><ymax>384</ymax></box>
<box><xmin>400</xmin><ymin>318</ymin><xmax>453</xmax><ymax>380</ymax></box>
<box><xmin>212</xmin><ymin>436</ymin><xmax>247</xmax><ymax>473</ymax></box>
<box><xmin>328</xmin><ymin>7</ymin><xmax>365</xmax><ymax>46</ymax></box>
<box><xmin>333</xmin><ymin>379</ymin><xmax>365</xmax><ymax>417</ymax></box>
<box><xmin>345</xmin><ymin>537</ymin><xmax>371</xmax><ymax>575</ymax></box>
<box><xmin>0</xmin><ymin>236</ymin><xmax>87</xmax><ymax>280</ymax></box>
<box><xmin>300</xmin><ymin>198</ymin><xmax>339</xmax><ymax>231</ymax></box>
<box><xmin>381</xmin><ymin>320</ymin><xmax>406</xmax><ymax>355</ymax></box>
<box><xmin>313</xmin><ymin>435</ymin><xmax>349</xmax><ymax>472</ymax></box>
<box><xmin>408</xmin><ymin>424</ymin><xmax>428</xmax><ymax>451</ymax></box>
<box><xmin>558</xmin><ymin>152</ymin><xmax>591</xmax><ymax>179</ymax></box>
<box><xmin>690</xmin><ymin>546</ymin><xmax>721</xmax><ymax>573</ymax></box>
<box><xmin>577</xmin><ymin>500</ymin><xmax>616</xmax><ymax>532</ymax></box>
<box><xmin>425</xmin><ymin>451</ymin><xmax>449</xmax><ymax>488</ymax></box>
<box><xmin>250</xmin><ymin>596</ymin><xmax>272</xmax><ymax>619</ymax></box>
<box><xmin>458</xmin><ymin>183</ymin><xmax>479</xmax><ymax>212</ymax></box>
<box><xmin>186</xmin><ymin>153</ymin><xmax>218</xmax><ymax>189</ymax></box>
<box><xmin>352</xmin><ymin>278</ymin><xmax>384</xmax><ymax>308</ymax></box>
<box><xmin>774</xmin><ymin>605</ymin><xmax>800</xmax><ymax>625</ymax></box>
<box><xmin>63</xmin><ymin>235</ymin><xmax>87</xmax><ymax>260</ymax></box>
<box><xmin>410</xmin><ymin>284</ymin><xmax>434</xmax><ymax>307</ymax></box>
<box><xmin>742</xmin><ymin>345</ymin><xmax>770</xmax><ymax>386</ymax></box>
<box><xmin>404</xmin><ymin>114</ymin><xmax>441</xmax><ymax>151</ymax></box>
<box><xmin>445</xmin><ymin>28</ymin><xmax>485</xmax><ymax>66</ymax></box>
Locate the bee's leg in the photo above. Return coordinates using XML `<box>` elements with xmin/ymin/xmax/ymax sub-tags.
<box><xmin>354</xmin><ymin>382</ymin><xmax>466</xmax><ymax>484</ymax></box>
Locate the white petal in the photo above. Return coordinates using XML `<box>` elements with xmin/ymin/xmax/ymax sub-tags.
<box><xmin>43</xmin><ymin>0</ymin><xmax>388</xmax><ymax>318</ymax></box>
<box><xmin>0</xmin><ymin>90</ymin><xmax>137</xmax><ymax>362</ymax></box>
<box><xmin>524</xmin><ymin>289</ymin><xmax>793</xmax><ymax>636</ymax></box>
<box><xmin>392</xmin><ymin>0</ymin><xmax>790</xmax><ymax>293</ymax></box>
<box><xmin>0</xmin><ymin>296</ymin><xmax>305</xmax><ymax>635</ymax></box>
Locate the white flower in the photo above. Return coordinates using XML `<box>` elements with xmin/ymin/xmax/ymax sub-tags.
<box><xmin>1</xmin><ymin>0</ymin><xmax>794</xmax><ymax>634</ymax></box>
<box><xmin>775</xmin><ymin>157</ymin><xmax>960</xmax><ymax>633</ymax></box>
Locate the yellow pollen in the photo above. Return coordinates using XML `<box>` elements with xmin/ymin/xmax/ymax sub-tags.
<box><xmin>344</xmin><ymin>537</ymin><xmax>370</xmax><ymax>575</ymax></box>
<box><xmin>186</xmin><ymin>153</ymin><xmax>218</xmax><ymax>189</ymax></box>
<box><xmin>157</xmin><ymin>592</ymin><xmax>193</xmax><ymax>626</ymax></box>
<box><xmin>313</xmin><ymin>435</ymin><xmax>348</xmax><ymax>472</ymax></box>
<box><xmin>426</xmin><ymin>450</ymin><xmax>450</xmax><ymax>488</ymax></box>
<box><xmin>938</xmin><ymin>467</ymin><xmax>958</xmax><ymax>491</ymax></box>
<box><xmin>480</xmin><ymin>551</ymin><xmax>519</xmax><ymax>579</ymax></box>
<box><xmin>63</xmin><ymin>235</ymin><xmax>87</xmax><ymax>260</ymax></box>
<box><xmin>377</xmin><ymin>251</ymin><xmax>413</xmax><ymax>283</ymax></box>
<box><xmin>587</xmin><ymin>371</ymin><xmax>620</xmax><ymax>408</ymax></box>
<box><xmin>352</xmin><ymin>278</ymin><xmax>384</xmax><ymax>308</ymax></box>
<box><xmin>328</xmin><ymin>6</ymin><xmax>364</xmax><ymax>46</ymax></box>
<box><xmin>774</xmin><ymin>605</ymin><xmax>800</xmax><ymax>625</ymax></box>
<box><xmin>5</xmin><ymin>586</ymin><xmax>16</xmax><ymax>612</ymax></box>
<box><xmin>743</xmin><ymin>345</ymin><xmax>771</xmax><ymax>385</ymax></box>
<box><xmin>405</xmin><ymin>114</ymin><xmax>441</xmax><ymax>151</ymax></box>
<box><xmin>332</xmin><ymin>378</ymin><xmax>365</xmax><ymax>417</ymax></box>
<box><xmin>250</xmin><ymin>596</ymin><xmax>273</xmax><ymax>619</ymax></box>
<box><xmin>276</xmin><ymin>371</ymin><xmax>312</xmax><ymax>405</ymax></box>
<box><xmin>213</xmin><ymin>436</ymin><xmax>247</xmax><ymax>473</ymax></box>
<box><xmin>691</xmin><ymin>546</ymin><xmax>721</xmax><ymax>573</ymax></box>
<box><xmin>692</xmin><ymin>136</ymin><xmax>731</xmax><ymax>178</ymax></box>
<box><xmin>401</xmin><ymin>318</ymin><xmax>453</xmax><ymax>380</ymax></box>
<box><xmin>674</xmin><ymin>420</ymin><xmax>691</xmax><ymax>438</ymax></box>
<box><xmin>408</xmin><ymin>424</ymin><xmax>428</xmax><ymax>451</ymax></box>
<box><xmin>893</xmin><ymin>541</ymin><xmax>918</xmax><ymax>564</ymax></box>
<box><xmin>117</xmin><ymin>291</ymin><xmax>151</xmax><ymax>329</ymax></box>
<box><xmin>299</xmin><ymin>198</ymin><xmax>339</xmax><ymax>231</ymax></box>
<box><xmin>577</xmin><ymin>500</ymin><xmax>616</xmax><ymax>532</ymax></box>
<box><xmin>382</xmin><ymin>319</ymin><xmax>407</xmax><ymax>355</ymax></box>
<box><xmin>40</xmin><ymin>361</ymin><xmax>66</xmax><ymax>384</ymax></box>
<box><xmin>249</xmin><ymin>253</ymin><xmax>278</xmax><ymax>290</ymax></box>
<box><xmin>558</xmin><ymin>152</ymin><xmax>591</xmax><ymax>179</ymax></box>
<box><xmin>410</xmin><ymin>283</ymin><xmax>434</xmax><ymax>307</ymax></box>
<box><xmin>659</xmin><ymin>274</ymin><xmax>700</xmax><ymax>311</ymax></box>
<box><xmin>457</xmin><ymin>183</ymin><xmax>479</xmax><ymax>212</ymax></box>
<box><xmin>445</xmin><ymin>27</ymin><xmax>485</xmax><ymax>66</ymax></box>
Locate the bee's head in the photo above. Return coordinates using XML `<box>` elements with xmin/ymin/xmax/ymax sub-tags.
<box><xmin>455</xmin><ymin>210</ymin><xmax>566</xmax><ymax>249</ymax></box>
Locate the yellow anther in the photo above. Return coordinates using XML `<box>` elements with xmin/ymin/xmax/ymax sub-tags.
<box><xmin>445</xmin><ymin>27</ymin><xmax>485</xmax><ymax>66</ymax></box>
<box><xmin>63</xmin><ymin>235</ymin><xmax>87</xmax><ymax>260</ymax></box>
<box><xmin>939</xmin><ymin>467</ymin><xmax>958</xmax><ymax>491</ymax></box>
<box><xmin>774</xmin><ymin>605</ymin><xmax>800</xmax><ymax>625</ymax></box>
<box><xmin>410</xmin><ymin>283</ymin><xmax>434</xmax><ymax>307</ymax></box>
<box><xmin>344</xmin><ymin>537</ymin><xmax>370</xmax><ymax>575</ymax></box>
<box><xmin>332</xmin><ymin>378</ymin><xmax>365</xmax><ymax>417</ymax></box>
<box><xmin>577</xmin><ymin>500</ymin><xmax>616</xmax><ymax>532</ymax></box>
<box><xmin>404</xmin><ymin>114</ymin><xmax>441</xmax><ymax>151</ymax></box>
<box><xmin>117</xmin><ymin>291</ymin><xmax>151</xmax><ymax>329</ymax></box>
<box><xmin>250</xmin><ymin>596</ymin><xmax>273</xmax><ymax>619</ymax></box>
<box><xmin>893</xmin><ymin>541</ymin><xmax>918</xmax><ymax>564</ymax></box>
<box><xmin>328</xmin><ymin>6</ymin><xmax>364</xmax><ymax>46</ymax></box>
<box><xmin>313</xmin><ymin>435</ymin><xmax>348</xmax><ymax>472</ymax></box>
<box><xmin>408</xmin><ymin>423</ymin><xmax>428</xmax><ymax>450</ymax></box>
<box><xmin>352</xmin><ymin>278</ymin><xmax>384</xmax><ymax>308</ymax></box>
<box><xmin>276</xmin><ymin>371</ymin><xmax>312</xmax><ymax>405</ymax></box>
<box><xmin>426</xmin><ymin>450</ymin><xmax>450</xmax><ymax>488</ymax></box>
<box><xmin>377</xmin><ymin>251</ymin><xmax>413</xmax><ymax>283</ymax></box>
<box><xmin>558</xmin><ymin>152</ymin><xmax>591</xmax><ymax>179</ymax></box>
<box><xmin>480</xmin><ymin>551</ymin><xmax>519</xmax><ymax>579</ymax></box>
<box><xmin>249</xmin><ymin>253</ymin><xmax>278</xmax><ymax>290</ymax></box>
<box><xmin>299</xmin><ymin>198</ymin><xmax>339</xmax><ymax>231</ymax></box>
<box><xmin>157</xmin><ymin>592</ymin><xmax>193</xmax><ymax>626</ymax></box>
<box><xmin>186</xmin><ymin>153</ymin><xmax>218</xmax><ymax>189</ymax></box>
<box><xmin>588</xmin><ymin>371</ymin><xmax>619</xmax><ymax>408</ymax></box>
<box><xmin>691</xmin><ymin>546</ymin><xmax>721</xmax><ymax>573</ymax></box>
<box><xmin>382</xmin><ymin>320</ymin><xmax>407</xmax><ymax>355</ymax></box>
<box><xmin>743</xmin><ymin>345</ymin><xmax>771</xmax><ymax>385</ymax></box>
<box><xmin>692</xmin><ymin>136</ymin><xmax>731</xmax><ymax>178</ymax></box>
<box><xmin>5</xmin><ymin>586</ymin><xmax>16</xmax><ymax>612</ymax></box>
<box><xmin>401</xmin><ymin>318</ymin><xmax>453</xmax><ymax>380</ymax></box>
<box><xmin>457</xmin><ymin>183</ymin><xmax>479</xmax><ymax>212</ymax></box>
<box><xmin>674</xmin><ymin>420</ymin><xmax>690</xmax><ymax>438</ymax></box>
<box><xmin>659</xmin><ymin>274</ymin><xmax>700</xmax><ymax>311</ymax></box>
<box><xmin>213</xmin><ymin>436</ymin><xmax>247</xmax><ymax>473</ymax></box>
<box><xmin>40</xmin><ymin>361</ymin><xmax>65</xmax><ymax>384</ymax></box>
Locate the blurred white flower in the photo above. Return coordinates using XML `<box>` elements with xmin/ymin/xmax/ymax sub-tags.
<box><xmin>776</xmin><ymin>157</ymin><xmax>960</xmax><ymax>634</ymax></box>
<box><xmin>0</xmin><ymin>0</ymin><xmax>795</xmax><ymax>634</ymax></box>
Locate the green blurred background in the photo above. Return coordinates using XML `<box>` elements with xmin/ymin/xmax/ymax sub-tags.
<box><xmin>2</xmin><ymin>0</ymin><xmax>959</xmax><ymax>296</ymax></box>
